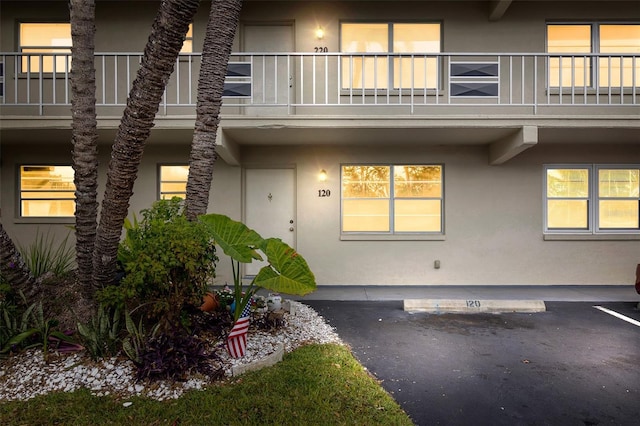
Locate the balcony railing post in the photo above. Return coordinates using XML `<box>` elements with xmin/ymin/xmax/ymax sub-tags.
<box><xmin>533</xmin><ymin>55</ymin><xmax>538</xmax><ymax>114</ymax></box>
<box><xmin>65</xmin><ymin>53</ymin><xmax>70</xmax><ymax>104</ymax></box>
<box><xmin>38</xmin><ymin>55</ymin><xmax>43</xmax><ymax>115</ymax></box>
<box><xmin>324</xmin><ymin>53</ymin><xmax>329</xmax><ymax>105</ymax></box>
<box><xmin>288</xmin><ymin>54</ymin><xmax>292</xmax><ymax>114</ymax></box>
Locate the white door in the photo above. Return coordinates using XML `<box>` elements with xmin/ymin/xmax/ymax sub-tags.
<box><xmin>244</xmin><ymin>168</ymin><xmax>296</xmax><ymax>276</ymax></box>
<box><xmin>243</xmin><ymin>24</ymin><xmax>294</xmax><ymax>112</ymax></box>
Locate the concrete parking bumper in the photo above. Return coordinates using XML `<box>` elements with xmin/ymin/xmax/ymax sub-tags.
<box><xmin>403</xmin><ymin>298</ymin><xmax>546</xmax><ymax>313</ymax></box>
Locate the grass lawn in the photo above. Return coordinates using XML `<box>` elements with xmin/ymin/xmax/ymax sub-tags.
<box><xmin>0</xmin><ymin>343</ymin><xmax>414</xmax><ymax>425</ymax></box>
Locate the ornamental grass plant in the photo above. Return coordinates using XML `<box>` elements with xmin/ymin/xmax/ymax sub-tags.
<box><xmin>17</xmin><ymin>229</ymin><xmax>75</xmax><ymax>279</ymax></box>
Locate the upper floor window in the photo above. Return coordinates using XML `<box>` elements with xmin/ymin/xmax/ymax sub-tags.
<box><xmin>19</xmin><ymin>22</ymin><xmax>193</xmax><ymax>73</ymax></box>
<box><xmin>19</xmin><ymin>23</ymin><xmax>72</xmax><ymax>73</ymax></box>
<box><xmin>180</xmin><ymin>24</ymin><xmax>194</xmax><ymax>53</ymax></box>
<box><xmin>547</xmin><ymin>23</ymin><xmax>640</xmax><ymax>88</ymax></box>
<box><xmin>342</xmin><ymin>164</ymin><xmax>443</xmax><ymax>234</ymax></box>
<box><xmin>20</xmin><ymin>165</ymin><xmax>75</xmax><ymax>217</ymax></box>
<box><xmin>545</xmin><ymin>165</ymin><xmax>639</xmax><ymax>234</ymax></box>
<box><xmin>159</xmin><ymin>165</ymin><xmax>189</xmax><ymax>199</ymax></box>
<box><xmin>340</xmin><ymin>22</ymin><xmax>441</xmax><ymax>90</ymax></box>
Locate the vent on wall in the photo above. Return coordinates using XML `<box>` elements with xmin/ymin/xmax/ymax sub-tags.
<box><xmin>223</xmin><ymin>62</ymin><xmax>252</xmax><ymax>98</ymax></box>
<box><xmin>450</xmin><ymin>61</ymin><xmax>499</xmax><ymax>97</ymax></box>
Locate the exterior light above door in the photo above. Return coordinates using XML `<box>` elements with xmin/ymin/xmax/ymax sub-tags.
<box><xmin>315</xmin><ymin>27</ymin><xmax>325</xmax><ymax>40</ymax></box>
<box><xmin>319</xmin><ymin>169</ymin><xmax>328</xmax><ymax>181</ymax></box>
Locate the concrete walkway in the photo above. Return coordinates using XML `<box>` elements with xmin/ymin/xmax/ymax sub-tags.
<box><xmin>289</xmin><ymin>285</ymin><xmax>639</xmax><ymax>302</ymax></box>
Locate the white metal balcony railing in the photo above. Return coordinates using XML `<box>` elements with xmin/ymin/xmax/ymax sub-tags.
<box><xmin>0</xmin><ymin>52</ymin><xmax>638</xmax><ymax>115</ymax></box>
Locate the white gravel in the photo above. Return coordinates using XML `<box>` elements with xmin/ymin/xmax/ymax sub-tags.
<box><xmin>0</xmin><ymin>301</ymin><xmax>342</xmax><ymax>402</ymax></box>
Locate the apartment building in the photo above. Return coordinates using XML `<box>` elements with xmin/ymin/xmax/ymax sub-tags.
<box><xmin>1</xmin><ymin>1</ymin><xmax>638</xmax><ymax>287</ymax></box>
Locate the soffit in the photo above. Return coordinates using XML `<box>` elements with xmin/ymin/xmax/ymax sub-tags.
<box><xmin>0</xmin><ymin>120</ymin><xmax>640</xmax><ymax>149</ymax></box>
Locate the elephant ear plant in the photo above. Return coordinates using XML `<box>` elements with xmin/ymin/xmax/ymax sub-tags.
<box><xmin>199</xmin><ymin>214</ymin><xmax>316</xmax><ymax>322</ymax></box>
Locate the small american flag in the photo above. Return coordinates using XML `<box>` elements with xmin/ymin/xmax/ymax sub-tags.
<box><xmin>226</xmin><ymin>300</ymin><xmax>252</xmax><ymax>358</ymax></box>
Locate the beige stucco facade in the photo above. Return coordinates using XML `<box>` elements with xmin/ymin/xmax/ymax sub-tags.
<box><xmin>1</xmin><ymin>1</ymin><xmax>639</xmax><ymax>287</ymax></box>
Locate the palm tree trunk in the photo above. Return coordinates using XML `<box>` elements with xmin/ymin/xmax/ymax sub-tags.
<box><xmin>92</xmin><ymin>0</ymin><xmax>201</xmax><ymax>287</ymax></box>
<box><xmin>0</xmin><ymin>222</ymin><xmax>37</xmax><ymax>299</ymax></box>
<box><xmin>185</xmin><ymin>0</ymin><xmax>243</xmax><ymax>220</ymax></box>
<box><xmin>70</xmin><ymin>0</ymin><xmax>99</xmax><ymax>290</ymax></box>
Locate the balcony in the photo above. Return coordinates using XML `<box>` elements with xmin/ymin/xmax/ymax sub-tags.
<box><xmin>1</xmin><ymin>52</ymin><xmax>638</xmax><ymax>117</ymax></box>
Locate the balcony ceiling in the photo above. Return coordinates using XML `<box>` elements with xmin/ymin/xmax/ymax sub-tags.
<box><xmin>222</xmin><ymin>127</ymin><xmax>640</xmax><ymax>145</ymax></box>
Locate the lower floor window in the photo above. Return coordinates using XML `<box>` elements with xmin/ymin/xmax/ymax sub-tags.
<box><xmin>545</xmin><ymin>165</ymin><xmax>639</xmax><ymax>233</ymax></box>
<box><xmin>20</xmin><ymin>165</ymin><xmax>75</xmax><ymax>217</ymax></box>
<box><xmin>341</xmin><ymin>164</ymin><xmax>443</xmax><ymax>234</ymax></box>
<box><xmin>159</xmin><ymin>165</ymin><xmax>189</xmax><ymax>199</ymax></box>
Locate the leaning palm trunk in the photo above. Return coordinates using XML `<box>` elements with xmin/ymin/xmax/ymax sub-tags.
<box><xmin>70</xmin><ymin>0</ymin><xmax>99</xmax><ymax>290</ymax></box>
<box><xmin>92</xmin><ymin>0</ymin><xmax>201</xmax><ymax>287</ymax></box>
<box><xmin>185</xmin><ymin>0</ymin><xmax>243</xmax><ymax>220</ymax></box>
<box><xmin>0</xmin><ymin>222</ymin><xmax>37</xmax><ymax>299</ymax></box>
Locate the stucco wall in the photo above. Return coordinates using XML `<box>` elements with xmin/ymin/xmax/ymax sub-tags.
<box><xmin>2</xmin><ymin>139</ymin><xmax>637</xmax><ymax>286</ymax></box>
<box><xmin>242</xmin><ymin>143</ymin><xmax>640</xmax><ymax>286</ymax></box>
<box><xmin>3</xmin><ymin>1</ymin><xmax>636</xmax><ymax>54</ymax></box>
<box><xmin>0</xmin><ymin>140</ymin><xmax>242</xmax><ymax>285</ymax></box>
<box><xmin>1</xmin><ymin>1</ymin><xmax>637</xmax><ymax>287</ymax></box>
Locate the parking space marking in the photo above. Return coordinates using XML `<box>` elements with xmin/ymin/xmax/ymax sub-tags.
<box><xmin>593</xmin><ymin>305</ymin><xmax>640</xmax><ymax>327</ymax></box>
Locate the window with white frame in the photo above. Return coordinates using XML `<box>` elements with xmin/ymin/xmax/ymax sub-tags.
<box><xmin>544</xmin><ymin>165</ymin><xmax>640</xmax><ymax>233</ymax></box>
<box><xmin>340</xmin><ymin>22</ymin><xmax>441</xmax><ymax>90</ymax></box>
<box><xmin>546</xmin><ymin>23</ymin><xmax>640</xmax><ymax>88</ymax></box>
<box><xmin>159</xmin><ymin>165</ymin><xmax>189</xmax><ymax>199</ymax></box>
<box><xmin>19</xmin><ymin>23</ymin><xmax>72</xmax><ymax>73</ymax></box>
<box><xmin>20</xmin><ymin>165</ymin><xmax>75</xmax><ymax>217</ymax></box>
<box><xmin>341</xmin><ymin>165</ymin><xmax>443</xmax><ymax>233</ymax></box>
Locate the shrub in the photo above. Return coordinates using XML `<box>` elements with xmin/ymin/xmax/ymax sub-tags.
<box><xmin>134</xmin><ymin>331</ymin><xmax>221</xmax><ymax>381</ymax></box>
<box><xmin>99</xmin><ymin>198</ymin><xmax>218</xmax><ymax>331</ymax></box>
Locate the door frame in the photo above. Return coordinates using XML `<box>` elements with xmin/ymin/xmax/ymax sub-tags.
<box><xmin>240</xmin><ymin>21</ymin><xmax>296</xmax><ymax>52</ymax></box>
<box><xmin>242</xmin><ymin>165</ymin><xmax>297</xmax><ymax>277</ymax></box>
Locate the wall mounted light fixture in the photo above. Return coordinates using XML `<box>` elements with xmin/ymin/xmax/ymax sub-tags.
<box><xmin>315</xmin><ymin>27</ymin><xmax>325</xmax><ymax>40</ymax></box>
<box><xmin>319</xmin><ymin>169</ymin><xmax>328</xmax><ymax>181</ymax></box>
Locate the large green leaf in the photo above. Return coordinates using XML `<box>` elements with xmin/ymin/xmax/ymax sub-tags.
<box><xmin>199</xmin><ymin>214</ymin><xmax>264</xmax><ymax>263</ymax></box>
<box><xmin>253</xmin><ymin>238</ymin><xmax>316</xmax><ymax>296</ymax></box>
<box><xmin>0</xmin><ymin>328</ymin><xmax>40</xmax><ymax>354</ymax></box>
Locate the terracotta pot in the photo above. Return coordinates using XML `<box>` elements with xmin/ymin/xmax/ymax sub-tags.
<box><xmin>200</xmin><ymin>292</ymin><xmax>220</xmax><ymax>312</ymax></box>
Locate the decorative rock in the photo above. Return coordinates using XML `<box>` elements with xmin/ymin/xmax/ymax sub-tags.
<box><xmin>266</xmin><ymin>294</ymin><xmax>282</xmax><ymax>311</ymax></box>
<box><xmin>0</xmin><ymin>301</ymin><xmax>342</xmax><ymax>402</ymax></box>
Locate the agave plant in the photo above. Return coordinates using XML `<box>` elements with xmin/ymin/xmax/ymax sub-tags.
<box><xmin>198</xmin><ymin>214</ymin><xmax>316</xmax><ymax>322</ymax></box>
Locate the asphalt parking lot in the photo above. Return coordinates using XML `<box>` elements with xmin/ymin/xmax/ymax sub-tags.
<box><xmin>305</xmin><ymin>301</ymin><xmax>640</xmax><ymax>426</ymax></box>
